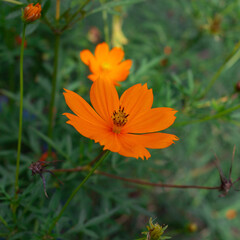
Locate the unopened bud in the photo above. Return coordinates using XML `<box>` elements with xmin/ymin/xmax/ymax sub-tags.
<box><xmin>23</xmin><ymin>3</ymin><xmax>41</xmax><ymax>23</ymax></box>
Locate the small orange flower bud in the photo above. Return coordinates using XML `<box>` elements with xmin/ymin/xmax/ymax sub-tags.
<box><xmin>23</xmin><ymin>3</ymin><xmax>41</xmax><ymax>23</ymax></box>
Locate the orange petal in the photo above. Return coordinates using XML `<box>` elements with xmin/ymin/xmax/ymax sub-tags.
<box><xmin>64</xmin><ymin>112</ymin><xmax>121</xmax><ymax>153</ymax></box>
<box><xmin>120</xmin><ymin>83</ymin><xmax>153</xmax><ymax>123</ymax></box>
<box><xmin>108</xmin><ymin>47</ymin><xmax>124</xmax><ymax>65</ymax></box>
<box><xmin>95</xmin><ymin>42</ymin><xmax>109</xmax><ymax>63</ymax></box>
<box><xmin>63</xmin><ymin>113</ymin><xmax>109</xmax><ymax>140</ymax></box>
<box><xmin>108</xmin><ymin>59</ymin><xmax>132</xmax><ymax>83</ymax></box>
<box><xmin>80</xmin><ymin>50</ymin><xmax>100</xmax><ymax>73</ymax></box>
<box><xmin>88</xmin><ymin>74</ymin><xmax>99</xmax><ymax>82</ymax></box>
<box><xmin>63</xmin><ymin>88</ymin><xmax>105</xmax><ymax>127</ymax></box>
<box><xmin>80</xmin><ymin>50</ymin><xmax>93</xmax><ymax>65</ymax></box>
<box><xmin>99</xmin><ymin>132</ymin><xmax>121</xmax><ymax>153</ymax></box>
<box><xmin>117</xmin><ymin>133</ymin><xmax>151</xmax><ymax>160</ymax></box>
<box><xmin>125</xmin><ymin>108</ymin><xmax>177</xmax><ymax>133</ymax></box>
<box><xmin>90</xmin><ymin>80</ymin><xmax>119</xmax><ymax>125</ymax></box>
<box><xmin>117</xmin><ymin>133</ymin><xmax>178</xmax><ymax>159</ymax></box>
<box><xmin>133</xmin><ymin>132</ymin><xmax>179</xmax><ymax>149</ymax></box>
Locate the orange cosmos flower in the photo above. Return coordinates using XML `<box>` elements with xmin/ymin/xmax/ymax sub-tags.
<box><xmin>23</xmin><ymin>3</ymin><xmax>41</xmax><ymax>23</ymax></box>
<box><xmin>63</xmin><ymin>81</ymin><xmax>178</xmax><ymax>159</ymax></box>
<box><xmin>80</xmin><ymin>42</ymin><xmax>132</xmax><ymax>86</ymax></box>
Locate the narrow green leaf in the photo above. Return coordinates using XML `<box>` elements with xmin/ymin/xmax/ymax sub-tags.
<box><xmin>30</xmin><ymin>127</ymin><xmax>69</xmax><ymax>159</ymax></box>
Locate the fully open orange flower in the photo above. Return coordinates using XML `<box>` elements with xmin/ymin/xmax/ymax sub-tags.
<box><xmin>63</xmin><ymin>81</ymin><xmax>178</xmax><ymax>159</ymax></box>
<box><xmin>80</xmin><ymin>42</ymin><xmax>132</xmax><ymax>85</ymax></box>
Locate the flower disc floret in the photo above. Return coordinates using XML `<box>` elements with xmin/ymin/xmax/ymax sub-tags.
<box><xmin>112</xmin><ymin>106</ymin><xmax>129</xmax><ymax>133</ymax></box>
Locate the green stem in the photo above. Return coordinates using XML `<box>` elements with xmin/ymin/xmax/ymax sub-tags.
<box><xmin>102</xmin><ymin>10</ymin><xmax>110</xmax><ymax>45</ymax></box>
<box><xmin>200</xmin><ymin>40</ymin><xmax>240</xmax><ymax>98</ymax></box>
<box><xmin>15</xmin><ymin>23</ymin><xmax>26</xmax><ymax>195</ymax></box>
<box><xmin>48</xmin><ymin>150</ymin><xmax>110</xmax><ymax>234</ymax></box>
<box><xmin>48</xmin><ymin>33</ymin><xmax>60</xmax><ymax>156</ymax></box>
<box><xmin>101</xmin><ymin>0</ymin><xmax>110</xmax><ymax>45</ymax></box>
<box><xmin>9</xmin><ymin>63</ymin><xmax>15</xmax><ymax>106</ymax></box>
<box><xmin>60</xmin><ymin>0</ymin><xmax>90</xmax><ymax>32</ymax></box>
<box><xmin>68</xmin><ymin>0</ymin><xmax>90</xmax><ymax>23</ymax></box>
<box><xmin>175</xmin><ymin>104</ymin><xmax>240</xmax><ymax>127</ymax></box>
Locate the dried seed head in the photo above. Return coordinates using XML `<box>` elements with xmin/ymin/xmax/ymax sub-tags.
<box><xmin>215</xmin><ymin>145</ymin><xmax>240</xmax><ymax>197</ymax></box>
<box><xmin>29</xmin><ymin>161</ymin><xmax>43</xmax><ymax>175</ymax></box>
<box><xmin>29</xmin><ymin>153</ymin><xmax>62</xmax><ymax>198</ymax></box>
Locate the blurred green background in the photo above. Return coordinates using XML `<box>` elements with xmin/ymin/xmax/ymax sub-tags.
<box><xmin>0</xmin><ymin>0</ymin><xmax>240</xmax><ymax>239</ymax></box>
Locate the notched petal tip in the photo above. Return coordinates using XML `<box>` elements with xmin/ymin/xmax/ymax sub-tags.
<box><xmin>63</xmin><ymin>88</ymin><xmax>69</xmax><ymax>93</ymax></box>
<box><xmin>173</xmin><ymin>135</ymin><xmax>179</xmax><ymax>142</ymax></box>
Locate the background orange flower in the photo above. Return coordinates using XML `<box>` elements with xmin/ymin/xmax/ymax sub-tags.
<box><xmin>80</xmin><ymin>42</ymin><xmax>132</xmax><ymax>85</ymax></box>
<box><xmin>63</xmin><ymin>80</ymin><xmax>178</xmax><ymax>159</ymax></box>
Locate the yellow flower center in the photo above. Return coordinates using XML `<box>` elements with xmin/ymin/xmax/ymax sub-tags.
<box><xmin>112</xmin><ymin>106</ymin><xmax>129</xmax><ymax>133</ymax></box>
<box><xmin>101</xmin><ymin>62</ymin><xmax>111</xmax><ymax>71</ymax></box>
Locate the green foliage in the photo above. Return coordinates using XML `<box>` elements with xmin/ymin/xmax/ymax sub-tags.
<box><xmin>1</xmin><ymin>0</ymin><xmax>240</xmax><ymax>239</ymax></box>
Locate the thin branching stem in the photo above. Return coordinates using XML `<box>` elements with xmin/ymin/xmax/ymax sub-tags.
<box><xmin>96</xmin><ymin>171</ymin><xmax>220</xmax><ymax>190</ymax></box>
<box><xmin>53</xmin><ymin>167</ymin><xmax>220</xmax><ymax>190</ymax></box>
<box><xmin>47</xmin><ymin>150</ymin><xmax>110</xmax><ymax>234</ymax></box>
<box><xmin>60</xmin><ymin>0</ymin><xmax>90</xmax><ymax>32</ymax></box>
<box><xmin>101</xmin><ymin>0</ymin><xmax>110</xmax><ymax>45</ymax></box>
<box><xmin>42</xmin><ymin>16</ymin><xmax>56</xmax><ymax>33</ymax></box>
<box><xmin>48</xmin><ymin>33</ymin><xmax>60</xmax><ymax>155</ymax></box>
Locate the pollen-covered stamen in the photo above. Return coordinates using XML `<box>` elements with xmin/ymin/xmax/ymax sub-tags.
<box><xmin>112</xmin><ymin>106</ymin><xmax>129</xmax><ymax>133</ymax></box>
